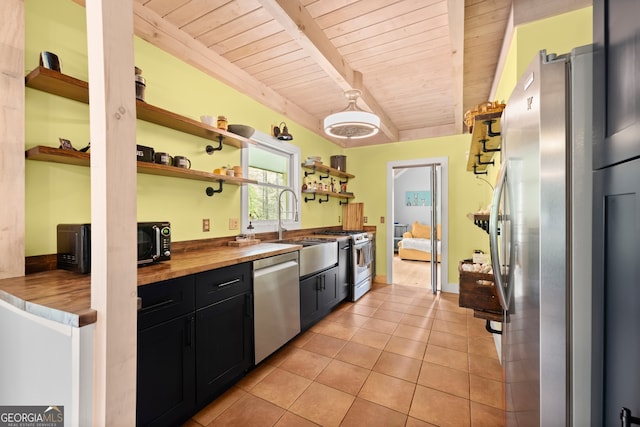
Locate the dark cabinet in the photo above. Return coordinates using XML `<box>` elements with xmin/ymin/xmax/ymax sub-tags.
<box><xmin>593</xmin><ymin>0</ymin><xmax>640</xmax><ymax>169</ymax></box>
<box><xmin>195</xmin><ymin>263</ymin><xmax>253</xmax><ymax>407</ymax></box>
<box><xmin>137</xmin><ymin>276</ymin><xmax>195</xmax><ymax>427</ymax></box>
<box><xmin>592</xmin><ymin>158</ymin><xmax>640</xmax><ymax>425</ymax></box>
<box><xmin>592</xmin><ymin>0</ymin><xmax>640</xmax><ymax>424</ymax></box>
<box><xmin>321</xmin><ymin>267</ymin><xmax>339</xmax><ymax>310</ymax></box>
<box><xmin>300</xmin><ymin>266</ymin><xmax>338</xmax><ymax>331</ymax></box>
<box><xmin>137</xmin><ymin>314</ymin><xmax>195</xmax><ymax>427</ymax></box>
<box><xmin>137</xmin><ymin>263</ymin><xmax>254</xmax><ymax>425</ymax></box>
<box><xmin>337</xmin><ymin>239</ymin><xmax>350</xmax><ymax>302</ymax></box>
<box><xmin>300</xmin><ymin>273</ymin><xmax>321</xmax><ymax>330</ymax></box>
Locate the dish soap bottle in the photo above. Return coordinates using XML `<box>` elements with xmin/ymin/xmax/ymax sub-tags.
<box><xmin>247</xmin><ymin>221</ymin><xmax>255</xmax><ymax>241</ymax></box>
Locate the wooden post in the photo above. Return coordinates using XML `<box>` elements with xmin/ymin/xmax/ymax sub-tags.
<box><xmin>0</xmin><ymin>0</ymin><xmax>25</xmax><ymax>280</ymax></box>
<box><xmin>85</xmin><ymin>0</ymin><xmax>138</xmax><ymax>425</ymax></box>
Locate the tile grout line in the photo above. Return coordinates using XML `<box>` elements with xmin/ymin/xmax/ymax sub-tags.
<box><xmin>190</xmin><ymin>286</ymin><xmax>504</xmax><ymax>426</ymax></box>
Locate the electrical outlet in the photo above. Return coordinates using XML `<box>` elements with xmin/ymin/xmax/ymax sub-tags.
<box><xmin>338</xmin><ymin>216</ymin><xmax>341</xmax><ymax>223</ymax></box>
<box><xmin>229</xmin><ymin>218</ymin><xmax>239</xmax><ymax>230</ymax></box>
<box><xmin>380</xmin><ymin>216</ymin><xmax>385</xmax><ymax>223</ymax></box>
<box><xmin>202</xmin><ymin>218</ymin><xmax>210</xmax><ymax>232</ymax></box>
<box><xmin>364</xmin><ymin>216</ymin><xmax>368</xmax><ymax>223</ymax></box>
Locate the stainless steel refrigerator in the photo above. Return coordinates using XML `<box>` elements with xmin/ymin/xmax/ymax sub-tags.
<box><xmin>488</xmin><ymin>46</ymin><xmax>593</xmax><ymax>426</ymax></box>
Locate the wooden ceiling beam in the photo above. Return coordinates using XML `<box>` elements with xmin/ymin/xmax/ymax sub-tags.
<box><xmin>257</xmin><ymin>0</ymin><xmax>399</xmax><ymax>142</ymax></box>
<box><xmin>72</xmin><ymin>0</ymin><xmax>327</xmax><ymax>142</ymax></box>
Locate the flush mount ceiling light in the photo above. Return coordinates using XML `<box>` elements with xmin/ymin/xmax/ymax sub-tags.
<box><xmin>324</xmin><ymin>89</ymin><xmax>380</xmax><ymax>139</ymax></box>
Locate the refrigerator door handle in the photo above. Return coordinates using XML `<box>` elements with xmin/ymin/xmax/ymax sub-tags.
<box><xmin>489</xmin><ymin>162</ymin><xmax>509</xmax><ymax>311</ymax></box>
<box><xmin>621</xmin><ymin>408</ymin><xmax>640</xmax><ymax>427</ymax></box>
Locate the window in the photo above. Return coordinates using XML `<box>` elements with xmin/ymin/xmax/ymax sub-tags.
<box><xmin>241</xmin><ymin>130</ymin><xmax>300</xmax><ymax>234</ymax></box>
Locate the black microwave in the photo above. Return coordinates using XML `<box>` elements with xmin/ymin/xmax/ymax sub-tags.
<box><xmin>57</xmin><ymin>222</ymin><xmax>171</xmax><ymax>274</ymax></box>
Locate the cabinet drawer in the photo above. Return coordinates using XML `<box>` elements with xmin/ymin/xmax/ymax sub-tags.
<box><xmin>138</xmin><ymin>275</ymin><xmax>195</xmax><ymax>330</ymax></box>
<box><xmin>195</xmin><ymin>263</ymin><xmax>252</xmax><ymax>309</ymax></box>
<box><xmin>458</xmin><ymin>270</ymin><xmax>501</xmax><ymax>314</ymax></box>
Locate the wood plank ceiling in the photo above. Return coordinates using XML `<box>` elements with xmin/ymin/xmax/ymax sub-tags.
<box><xmin>130</xmin><ymin>0</ymin><xmax>588</xmax><ymax>147</ymax></box>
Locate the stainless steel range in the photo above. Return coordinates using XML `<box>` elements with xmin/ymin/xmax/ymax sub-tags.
<box><xmin>315</xmin><ymin>230</ymin><xmax>373</xmax><ymax>301</ymax></box>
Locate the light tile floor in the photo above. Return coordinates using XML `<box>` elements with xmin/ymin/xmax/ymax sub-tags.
<box><xmin>183</xmin><ymin>283</ymin><xmax>505</xmax><ymax>427</ymax></box>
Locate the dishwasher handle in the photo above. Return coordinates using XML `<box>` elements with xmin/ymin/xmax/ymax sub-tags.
<box><xmin>254</xmin><ymin>260</ymin><xmax>299</xmax><ymax>279</ymax></box>
<box><xmin>253</xmin><ymin>252</ymin><xmax>298</xmax><ymax>271</ymax></box>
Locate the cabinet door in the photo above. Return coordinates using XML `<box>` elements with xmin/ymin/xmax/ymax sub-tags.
<box><xmin>137</xmin><ymin>314</ymin><xmax>195</xmax><ymax>427</ymax></box>
<box><xmin>592</xmin><ymin>159</ymin><xmax>640</xmax><ymax>425</ymax></box>
<box><xmin>337</xmin><ymin>241</ymin><xmax>350</xmax><ymax>302</ymax></box>
<box><xmin>593</xmin><ymin>0</ymin><xmax>640</xmax><ymax>168</ymax></box>
<box><xmin>195</xmin><ymin>292</ymin><xmax>253</xmax><ymax>406</ymax></box>
<box><xmin>321</xmin><ymin>267</ymin><xmax>339</xmax><ymax>310</ymax></box>
<box><xmin>300</xmin><ymin>274</ymin><xmax>321</xmax><ymax>331</ymax></box>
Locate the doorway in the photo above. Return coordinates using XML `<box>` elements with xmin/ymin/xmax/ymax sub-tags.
<box><xmin>386</xmin><ymin>158</ymin><xmax>448</xmax><ymax>293</ymax></box>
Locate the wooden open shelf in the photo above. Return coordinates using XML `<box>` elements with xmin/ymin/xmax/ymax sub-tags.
<box><xmin>301</xmin><ymin>161</ymin><xmax>355</xmax><ymax>180</ymax></box>
<box><xmin>301</xmin><ymin>162</ymin><xmax>355</xmax><ymax>204</ymax></box>
<box><xmin>465</xmin><ymin>111</ymin><xmax>502</xmax><ymax>174</ymax></box>
<box><xmin>25</xmin><ymin>145</ymin><xmax>257</xmax><ymax>185</ymax></box>
<box><xmin>25</xmin><ymin>66</ymin><xmax>254</xmax><ymax>149</ymax></box>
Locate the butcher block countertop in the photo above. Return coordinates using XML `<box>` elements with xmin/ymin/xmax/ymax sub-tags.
<box><xmin>0</xmin><ymin>242</ymin><xmax>301</xmax><ymax>328</ymax></box>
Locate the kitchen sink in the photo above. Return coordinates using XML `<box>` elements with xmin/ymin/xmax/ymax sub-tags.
<box><xmin>273</xmin><ymin>239</ymin><xmax>338</xmax><ymax>277</ymax></box>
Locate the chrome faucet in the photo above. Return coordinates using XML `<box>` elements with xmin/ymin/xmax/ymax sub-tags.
<box><xmin>278</xmin><ymin>188</ymin><xmax>299</xmax><ymax>240</ymax></box>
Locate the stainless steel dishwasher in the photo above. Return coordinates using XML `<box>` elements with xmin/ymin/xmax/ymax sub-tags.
<box><xmin>253</xmin><ymin>251</ymin><xmax>300</xmax><ymax>364</ymax></box>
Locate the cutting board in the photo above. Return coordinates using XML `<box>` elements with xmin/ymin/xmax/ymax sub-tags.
<box><xmin>342</xmin><ymin>202</ymin><xmax>364</xmax><ymax>230</ymax></box>
<box><xmin>228</xmin><ymin>239</ymin><xmax>261</xmax><ymax>246</ymax></box>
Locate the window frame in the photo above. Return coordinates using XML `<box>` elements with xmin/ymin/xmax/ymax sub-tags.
<box><xmin>241</xmin><ymin>130</ymin><xmax>301</xmax><ymax>235</ymax></box>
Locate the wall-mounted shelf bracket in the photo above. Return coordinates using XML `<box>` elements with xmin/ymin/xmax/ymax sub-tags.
<box><xmin>318</xmin><ymin>194</ymin><xmax>330</xmax><ymax>204</ymax></box>
<box><xmin>473</xmin><ymin>217</ymin><xmax>490</xmax><ymax>233</ymax></box>
<box><xmin>479</xmin><ymin>139</ymin><xmax>501</xmax><ymax>153</ymax></box>
<box><xmin>339</xmin><ymin>199</ymin><xmax>349</xmax><ymax>205</ymax></box>
<box><xmin>205</xmin><ymin>136</ymin><xmax>224</xmax><ymax>154</ymax></box>
<box><xmin>304</xmin><ymin>192</ymin><xmax>316</xmax><ymax>203</ymax></box>
<box><xmin>303</xmin><ymin>166</ymin><xmax>328</xmax><ymax>180</ymax></box>
<box><xmin>473</xmin><ymin>165</ymin><xmax>488</xmax><ymax>175</ymax></box>
<box><xmin>205</xmin><ymin>181</ymin><xmax>223</xmax><ymax>196</ymax></box>
<box><xmin>339</xmin><ymin>178</ymin><xmax>349</xmax><ymax>185</ymax></box>
<box><xmin>468</xmin><ymin>213</ymin><xmax>500</xmax><ymax>235</ymax></box>
<box><xmin>476</xmin><ymin>154</ymin><xmax>495</xmax><ymax>166</ymax></box>
<box><xmin>484</xmin><ymin>120</ymin><xmax>501</xmax><ymax>137</ymax></box>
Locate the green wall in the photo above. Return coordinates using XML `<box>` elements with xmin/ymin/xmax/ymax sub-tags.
<box><xmin>25</xmin><ymin>0</ymin><xmax>343</xmax><ymax>256</ymax></box>
<box><xmin>345</xmin><ymin>135</ymin><xmax>491</xmax><ymax>282</ymax></box>
<box><xmin>24</xmin><ymin>0</ymin><xmax>593</xmax><ymax>287</ymax></box>
<box><xmin>494</xmin><ymin>7</ymin><xmax>593</xmax><ymax>104</ymax></box>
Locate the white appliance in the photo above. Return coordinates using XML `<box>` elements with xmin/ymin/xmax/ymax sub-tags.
<box><xmin>489</xmin><ymin>46</ymin><xmax>593</xmax><ymax>426</ymax></box>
